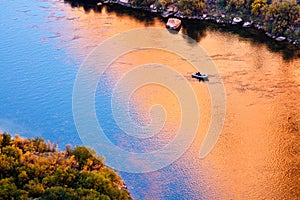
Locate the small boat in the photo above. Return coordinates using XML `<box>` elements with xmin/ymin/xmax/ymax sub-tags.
<box><xmin>192</xmin><ymin>72</ymin><xmax>208</xmax><ymax>80</ymax></box>
<box><xmin>166</xmin><ymin>18</ymin><xmax>181</xmax><ymax>30</ymax></box>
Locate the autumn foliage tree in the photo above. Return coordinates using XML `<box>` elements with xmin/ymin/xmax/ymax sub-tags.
<box><xmin>251</xmin><ymin>0</ymin><xmax>267</xmax><ymax>16</ymax></box>
<box><xmin>177</xmin><ymin>0</ymin><xmax>206</xmax><ymax>15</ymax></box>
<box><xmin>264</xmin><ymin>1</ymin><xmax>300</xmax><ymax>35</ymax></box>
<box><xmin>0</xmin><ymin>133</ymin><xmax>131</xmax><ymax>200</ymax></box>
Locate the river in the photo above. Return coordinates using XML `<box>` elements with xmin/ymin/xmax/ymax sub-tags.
<box><xmin>0</xmin><ymin>0</ymin><xmax>299</xmax><ymax>199</ymax></box>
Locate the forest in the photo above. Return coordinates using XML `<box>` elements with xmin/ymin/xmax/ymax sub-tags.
<box><xmin>0</xmin><ymin>133</ymin><xmax>132</xmax><ymax>200</ymax></box>
<box><xmin>129</xmin><ymin>0</ymin><xmax>300</xmax><ymax>40</ymax></box>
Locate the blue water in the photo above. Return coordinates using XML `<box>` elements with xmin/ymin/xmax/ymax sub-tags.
<box><xmin>2</xmin><ymin>0</ymin><xmax>299</xmax><ymax>199</ymax></box>
<box><xmin>0</xmin><ymin>1</ymin><xmax>209</xmax><ymax>199</ymax></box>
<box><xmin>0</xmin><ymin>0</ymin><xmax>81</xmax><ymax>145</ymax></box>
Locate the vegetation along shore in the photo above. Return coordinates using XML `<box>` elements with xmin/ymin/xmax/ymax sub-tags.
<box><xmin>66</xmin><ymin>0</ymin><xmax>300</xmax><ymax>46</ymax></box>
<box><xmin>0</xmin><ymin>133</ymin><xmax>132</xmax><ymax>200</ymax></box>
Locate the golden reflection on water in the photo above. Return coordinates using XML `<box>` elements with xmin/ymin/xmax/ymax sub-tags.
<box><xmin>198</xmin><ymin>32</ymin><xmax>300</xmax><ymax>199</ymax></box>
<box><xmin>106</xmin><ymin>49</ymin><xmax>211</xmax><ymax>152</ymax></box>
<box><xmin>58</xmin><ymin>3</ymin><xmax>300</xmax><ymax>199</ymax></box>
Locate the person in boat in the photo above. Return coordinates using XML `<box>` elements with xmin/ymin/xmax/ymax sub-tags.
<box><xmin>196</xmin><ymin>72</ymin><xmax>201</xmax><ymax>76</ymax></box>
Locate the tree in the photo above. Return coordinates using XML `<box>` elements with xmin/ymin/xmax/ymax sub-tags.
<box><xmin>160</xmin><ymin>0</ymin><xmax>173</xmax><ymax>8</ymax></box>
<box><xmin>25</xmin><ymin>179</ymin><xmax>45</xmax><ymax>198</ymax></box>
<box><xmin>72</xmin><ymin>146</ymin><xmax>103</xmax><ymax>170</ymax></box>
<box><xmin>0</xmin><ymin>178</ymin><xmax>27</xmax><ymax>199</ymax></box>
<box><xmin>2</xmin><ymin>145</ymin><xmax>22</xmax><ymax>159</ymax></box>
<box><xmin>264</xmin><ymin>2</ymin><xmax>300</xmax><ymax>35</ymax></box>
<box><xmin>177</xmin><ymin>0</ymin><xmax>206</xmax><ymax>15</ymax></box>
<box><xmin>226</xmin><ymin>0</ymin><xmax>244</xmax><ymax>11</ymax></box>
<box><xmin>0</xmin><ymin>133</ymin><xmax>132</xmax><ymax>200</ymax></box>
<box><xmin>1</xmin><ymin>133</ymin><xmax>12</xmax><ymax>148</ymax></box>
<box><xmin>251</xmin><ymin>0</ymin><xmax>267</xmax><ymax>16</ymax></box>
<box><xmin>41</xmin><ymin>187</ymin><xmax>77</xmax><ymax>200</ymax></box>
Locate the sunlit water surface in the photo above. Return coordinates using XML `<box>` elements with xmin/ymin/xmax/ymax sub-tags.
<box><xmin>0</xmin><ymin>0</ymin><xmax>299</xmax><ymax>199</ymax></box>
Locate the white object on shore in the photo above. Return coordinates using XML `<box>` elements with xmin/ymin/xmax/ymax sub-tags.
<box><xmin>242</xmin><ymin>21</ymin><xmax>252</xmax><ymax>28</ymax></box>
<box><xmin>150</xmin><ymin>4</ymin><xmax>156</xmax><ymax>9</ymax></box>
<box><xmin>232</xmin><ymin>17</ymin><xmax>243</xmax><ymax>24</ymax></box>
<box><xmin>119</xmin><ymin>0</ymin><xmax>129</xmax><ymax>3</ymax></box>
<box><xmin>266</xmin><ymin>32</ymin><xmax>273</xmax><ymax>37</ymax></box>
<box><xmin>275</xmin><ymin>36</ymin><xmax>286</xmax><ymax>42</ymax></box>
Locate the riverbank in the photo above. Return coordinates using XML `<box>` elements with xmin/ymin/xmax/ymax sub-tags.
<box><xmin>68</xmin><ymin>0</ymin><xmax>300</xmax><ymax>47</ymax></box>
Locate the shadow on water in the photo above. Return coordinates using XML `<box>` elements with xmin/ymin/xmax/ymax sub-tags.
<box><xmin>181</xmin><ymin>20</ymin><xmax>208</xmax><ymax>43</ymax></box>
<box><xmin>64</xmin><ymin>0</ymin><xmax>158</xmax><ymax>25</ymax></box>
<box><xmin>106</xmin><ymin>4</ymin><xmax>158</xmax><ymax>25</ymax></box>
<box><xmin>64</xmin><ymin>0</ymin><xmax>99</xmax><ymax>12</ymax></box>
<box><xmin>64</xmin><ymin>0</ymin><xmax>299</xmax><ymax>60</ymax></box>
<box><xmin>181</xmin><ymin>19</ymin><xmax>300</xmax><ymax>60</ymax></box>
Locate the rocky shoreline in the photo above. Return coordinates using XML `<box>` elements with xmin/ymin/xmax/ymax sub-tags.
<box><xmin>69</xmin><ymin>0</ymin><xmax>300</xmax><ymax>47</ymax></box>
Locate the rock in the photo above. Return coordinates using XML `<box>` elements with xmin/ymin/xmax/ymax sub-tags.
<box><xmin>149</xmin><ymin>4</ymin><xmax>157</xmax><ymax>12</ymax></box>
<box><xmin>150</xmin><ymin>4</ymin><xmax>156</xmax><ymax>9</ymax></box>
<box><xmin>266</xmin><ymin>32</ymin><xmax>273</xmax><ymax>37</ymax></box>
<box><xmin>166</xmin><ymin>18</ymin><xmax>181</xmax><ymax>30</ymax></box>
<box><xmin>232</xmin><ymin>17</ymin><xmax>243</xmax><ymax>25</ymax></box>
<box><xmin>119</xmin><ymin>0</ymin><xmax>128</xmax><ymax>4</ymax></box>
<box><xmin>292</xmin><ymin>40</ymin><xmax>299</xmax><ymax>45</ymax></box>
<box><xmin>275</xmin><ymin>36</ymin><xmax>286</xmax><ymax>41</ymax></box>
<box><xmin>255</xmin><ymin>25</ymin><xmax>263</xmax><ymax>30</ymax></box>
<box><xmin>174</xmin><ymin>12</ymin><xmax>185</xmax><ymax>18</ymax></box>
<box><xmin>242</xmin><ymin>21</ymin><xmax>252</xmax><ymax>28</ymax></box>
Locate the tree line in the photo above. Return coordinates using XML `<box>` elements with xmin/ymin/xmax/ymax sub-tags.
<box><xmin>129</xmin><ymin>0</ymin><xmax>300</xmax><ymax>39</ymax></box>
<box><xmin>0</xmin><ymin>133</ymin><xmax>132</xmax><ymax>200</ymax></box>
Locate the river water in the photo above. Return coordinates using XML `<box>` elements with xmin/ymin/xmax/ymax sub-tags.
<box><xmin>0</xmin><ymin>0</ymin><xmax>299</xmax><ymax>199</ymax></box>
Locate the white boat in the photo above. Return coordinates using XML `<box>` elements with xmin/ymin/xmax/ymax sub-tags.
<box><xmin>192</xmin><ymin>72</ymin><xmax>208</xmax><ymax>80</ymax></box>
<box><xmin>166</xmin><ymin>18</ymin><xmax>181</xmax><ymax>30</ymax></box>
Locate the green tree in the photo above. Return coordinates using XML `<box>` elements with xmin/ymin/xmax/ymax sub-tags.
<box><xmin>0</xmin><ymin>178</ymin><xmax>23</xmax><ymax>199</ymax></box>
<box><xmin>1</xmin><ymin>133</ymin><xmax>12</xmax><ymax>148</ymax></box>
<box><xmin>41</xmin><ymin>186</ymin><xmax>77</xmax><ymax>200</ymax></box>
<box><xmin>25</xmin><ymin>179</ymin><xmax>45</xmax><ymax>197</ymax></box>
<box><xmin>72</xmin><ymin>146</ymin><xmax>100</xmax><ymax>170</ymax></box>
<box><xmin>2</xmin><ymin>145</ymin><xmax>22</xmax><ymax>159</ymax></box>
